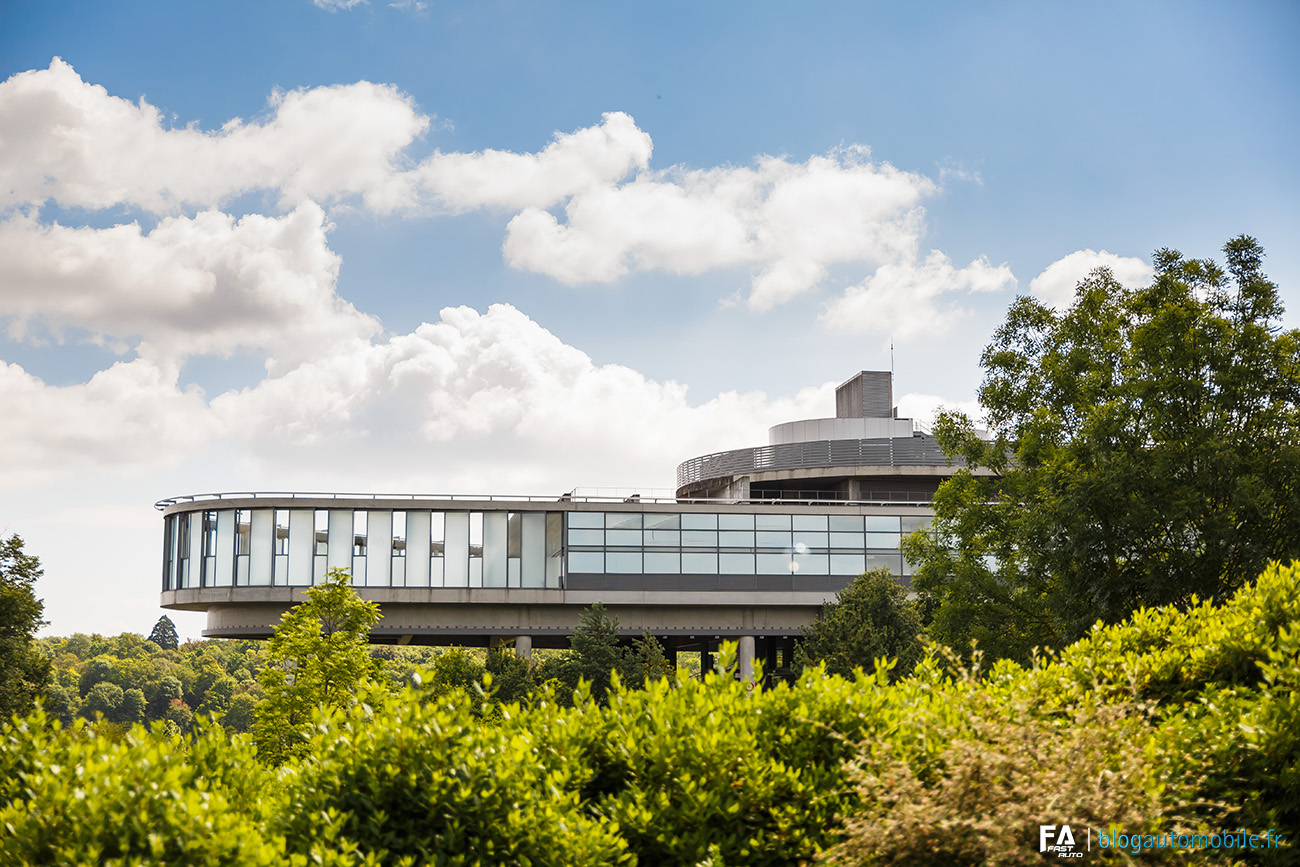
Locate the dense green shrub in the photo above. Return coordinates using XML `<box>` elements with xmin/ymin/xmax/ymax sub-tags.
<box><xmin>0</xmin><ymin>713</ymin><xmax>281</xmax><ymax>866</ymax></box>
<box><xmin>3</xmin><ymin>562</ymin><xmax>1296</xmax><ymax>866</ymax></box>
<box><xmin>273</xmin><ymin>683</ymin><xmax>628</xmax><ymax>866</ymax></box>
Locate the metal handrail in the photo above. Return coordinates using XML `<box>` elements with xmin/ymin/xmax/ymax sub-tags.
<box><xmin>676</xmin><ymin>435</ymin><xmax>957</xmax><ymax>489</ymax></box>
<box><xmin>154</xmin><ymin>490</ymin><xmax>936</xmax><ymax>510</ymax></box>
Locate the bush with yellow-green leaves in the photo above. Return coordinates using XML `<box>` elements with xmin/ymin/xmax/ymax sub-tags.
<box><xmin>4</xmin><ymin>562</ymin><xmax>1298</xmax><ymax>866</ymax></box>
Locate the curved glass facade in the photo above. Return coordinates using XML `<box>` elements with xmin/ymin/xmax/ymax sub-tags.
<box><xmin>162</xmin><ymin>504</ymin><xmax>928</xmax><ymax>591</ymax></box>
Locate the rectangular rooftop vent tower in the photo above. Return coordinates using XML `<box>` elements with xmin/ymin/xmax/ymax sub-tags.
<box><xmin>836</xmin><ymin>371</ymin><xmax>892</xmax><ymax>419</ymax></box>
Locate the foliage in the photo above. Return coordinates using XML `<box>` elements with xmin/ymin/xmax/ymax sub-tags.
<box><xmin>554</xmin><ymin>601</ymin><xmax>629</xmax><ymax>702</ymax></box>
<box><xmin>147</xmin><ymin>614</ymin><xmax>180</xmax><ymax>650</ymax></box>
<box><xmin>795</xmin><ymin>568</ymin><xmax>925</xmax><ymax>680</ymax></box>
<box><xmin>254</xmin><ymin>567</ymin><xmax>381</xmax><ymax>765</ymax></box>
<box><xmin>273</xmin><ymin>683</ymin><xmax>628</xmax><ymax>867</ymax></box>
<box><xmin>0</xmin><ymin>714</ymin><xmax>282</xmax><ymax>866</ymax></box>
<box><xmin>907</xmin><ymin>236</ymin><xmax>1300</xmax><ymax>661</ymax></box>
<box><xmin>0</xmin><ymin>534</ymin><xmax>52</xmax><ymax>719</ymax></box>
<box><xmin>5</xmin><ymin>562</ymin><xmax>1297</xmax><ymax>865</ymax></box>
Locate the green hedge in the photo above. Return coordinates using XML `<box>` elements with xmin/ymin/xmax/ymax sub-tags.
<box><xmin>4</xmin><ymin>562</ymin><xmax>1298</xmax><ymax>866</ymax></box>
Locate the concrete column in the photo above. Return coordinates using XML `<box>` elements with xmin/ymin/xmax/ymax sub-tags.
<box><xmin>515</xmin><ymin>635</ymin><xmax>532</xmax><ymax>660</ymax></box>
<box><xmin>738</xmin><ymin>635</ymin><xmax>756</xmax><ymax>684</ymax></box>
<box><xmin>702</xmin><ymin>647</ymin><xmax>713</xmax><ymax>678</ymax></box>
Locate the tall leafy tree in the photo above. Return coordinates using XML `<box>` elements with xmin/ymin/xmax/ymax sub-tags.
<box><xmin>0</xmin><ymin>534</ymin><xmax>52</xmax><ymax>718</ymax></box>
<box><xmin>146</xmin><ymin>615</ymin><xmax>179</xmax><ymax>651</ymax></box>
<box><xmin>254</xmin><ymin>568</ymin><xmax>381</xmax><ymax>764</ymax></box>
<box><xmin>794</xmin><ymin>568</ymin><xmax>924</xmax><ymax>680</ymax></box>
<box><xmin>552</xmin><ymin>602</ymin><xmax>631</xmax><ymax>702</ymax></box>
<box><xmin>905</xmin><ymin>236</ymin><xmax>1300</xmax><ymax>661</ymax></box>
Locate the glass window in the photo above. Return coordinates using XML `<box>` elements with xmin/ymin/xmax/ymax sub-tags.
<box><xmin>392</xmin><ymin>511</ymin><xmax>407</xmax><ymax>557</ymax></box>
<box><xmin>567</xmin><ymin>528</ymin><xmax>604</xmax><ymax>546</ymax></box>
<box><xmin>430</xmin><ymin>511</ymin><xmax>446</xmax><ymax>585</ymax></box>
<box><xmin>792</xmin><ymin>514</ymin><xmax>828</xmax><ymax>531</ymax></box>
<box><xmin>866</xmin><ymin>532</ymin><xmax>901</xmax><ymax>549</ymax></box>
<box><xmin>681</xmin><ymin>513</ymin><xmax>718</xmax><ymax>530</ymax></box>
<box><xmin>757</xmin><ymin>552</ymin><xmax>795</xmax><ymax>574</ymax></box>
<box><xmin>756</xmin><ymin>531</ymin><xmax>792</xmax><ymax>548</ymax></box>
<box><xmin>793</xmin><ymin>552</ymin><xmax>830</xmax><ymax>575</ymax></box>
<box><xmin>468</xmin><ymin>513</ymin><xmax>484</xmax><ymax>587</ymax></box>
<box><xmin>606</xmin><ymin>512</ymin><xmax>643</xmax><ymax>530</ymax></box>
<box><xmin>792</xmin><ymin>532</ymin><xmax>828</xmax><ymax>551</ymax></box>
<box><xmin>569</xmin><ymin>551</ymin><xmax>603</xmax><ymax>572</ymax></box>
<box><xmin>755</xmin><ymin>514</ymin><xmax>791</xmax><ymax>530</ymax></box>
<box><xmin>719</xmin><ymin>513</ymin><xmax>755</xmax><ymax>530</ymax></box>
<box><xmin>353</xmin><ymin>511</ymin><xmax>368</xmax><ymax>556</ymax></box>
<box><xmin>866</xmin><ymin>516</ymin><xmax>902</xmax><ymax>532</ymax></box>
<box><xmin>235</xmin><ymin>510</ymin><xmax>251</xmax><ymax>556</ymax></box>
<box><xmin>644</xmin><ymin>513</ymin><xmax>680</xmax><ymax>531</ymax></box>
<box><xmin>568</xmin><ymin>511</ymin><xmax>604</xmax><ymax>529</ymax></box>
<box><xmin>830</xmin><ymin>532</ymin><xmax>865</xmax><ymax>548</ymax></box>
<box><xmin>682</xmin><ymin>552</ymin><xmax>718</xmax><ymax>574</ymax></box>
<box><xmin>830</xmin><ymin>553</ymin><xmax>867</xmax><ymax>575</ymax></box>
<box><xmin>719</xmin><ymin>530</ymin><xmax>755</xmax><ymax>547</ymax></box>
<box><xmin>606</xmin><ymin>550</ymin><xmax>642</xmax><ymax>573</ymax></box>
<box><xmin>829</xmin><ymin>515</ymin><xmax>863</xmax><ymax>532</ymax></box>
<box><xmin>901</xmin><ymin>516</ymin><xmax>932</xmax><ymax>534</ymax></box>
<box><xmin>605</xmin><ymin>529</ymin><xmax>641</xmax><ymax>546</ymax></box>
<box><xmin>275</xmin><ymin>510</ymin><xmax>290</xmax><ymax>555</ymax></box>
<box><xmin>682</xmin><ymin>530</ymin><xmax>718</xmax><ymax>547</ymax></box>
<box><xmin>866</xmin><ymin>552</ymin><xmax>902</xmax><ymax>575</ymax></box>
<box><xmin>202</xmin><ymin>511</ymin><xmax>218</xmax><ymax>556</ymax></box>
<box><xmin>314</xmin><ymin>510</ymin><xmax>329</xmax><ymax>556</ymax></box>
<box><xmin>719</xmin><ymin>552</ymin><xmax>755</xmax><ymax>574</ymax></box>
<box><xmin>644</xmin><ymin>529</ymin><xmax>681</xmax><ymax>547</ymax></box>
<box><xmin>644</xmin><ymin>551</ymin><xmax>680</xmax><ymax>573</ymax></box>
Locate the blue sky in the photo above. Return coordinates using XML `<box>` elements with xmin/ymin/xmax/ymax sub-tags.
<box><xmin>2</xmin><ymin>0</ymin><xmax>1297</xmax><ymax>638</ymax></box>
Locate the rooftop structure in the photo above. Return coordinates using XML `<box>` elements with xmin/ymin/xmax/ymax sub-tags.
<box><xmin>157</xmin><ymin>371</ymin><xmax>976</xmax><ymax>677</ymax></box>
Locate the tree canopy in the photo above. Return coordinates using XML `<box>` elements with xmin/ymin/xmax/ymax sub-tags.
<box><xmin>905</xmin><ymin>236</ymin><xmax>1300</xmax><ymax>661</ymax></box>
<box><xmin>146</xmin><ymin>615</ymin><xmax>179</xmax><ymax>651</ymax></box>
<box><xmin>253</xmin><ymin>568</ymin><xmax>381</xmax><ymax>764</ymax></box>
<box><xmin>0</xmin><ymin>534</ymin><xmax>52</xmax><ymax>718</ymax></box>
<box><xmin>794</xmin><ymin>568</ymin><xmax>924</xmax><ymax>680</ymax></box>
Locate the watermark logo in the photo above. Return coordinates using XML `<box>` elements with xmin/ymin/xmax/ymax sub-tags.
<box><xmin>1039</xmin><ymin>825</ymin><xmax>1084</xmax><ymax>859</ymax></box>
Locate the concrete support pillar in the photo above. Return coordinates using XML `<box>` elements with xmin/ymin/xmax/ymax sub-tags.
<box><xmin>515</xmin><ymin>635</ymin><xmax>532</xmax><ymax>660</ymax></box>
<box><xmin>702</xmin><ymin>647</ymin><xmax>713</xmax><ymax>678</ymax></box>
<box><xmin>738</xmin><ymin>635</ymin><xmax>756</xmax><ymax>684</ymax></box>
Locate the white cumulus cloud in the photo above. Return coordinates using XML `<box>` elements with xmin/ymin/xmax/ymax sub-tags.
<box><xmin>502</xmin><ymin>147</ymin><xmax>937</xmax><ymax>311</ymax></box>
<box><xmin>0</xmin><ymin>59</ymin><xmax>429</xmax><ymax>214</ymax></box>
<box><xmin>0</xmin><ymin>304</ymin><xmax>832</xmax><ymax>492</ymax></box>
<box><xmin>1029</xmin><ymin>249</ymin><xmax>1153</xmax><ymax>309</ymax></box>
<box><xmin>818</xmin><ymin>251</ymin><xmax>1017</xmax><ymax>340</ymax></box>
<box><xmin>0</xmin><ymin>202</ymin><xmax>379</xmax><ymax>369</ymax></box>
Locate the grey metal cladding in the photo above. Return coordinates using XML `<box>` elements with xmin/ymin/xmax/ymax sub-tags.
<box><xmin>676</xmin><ymin>434</ymin><xmax>956</xmax><ymax>488</ymax></box>
<box><xmin>834</xmin><ymin>370</ymin><xmax>892</xmax><ymax>419</ymax></box>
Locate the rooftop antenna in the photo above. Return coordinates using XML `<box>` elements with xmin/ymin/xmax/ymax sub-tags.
<box><xmin>890</xmin><ymin>338</ymin><xmax>894</xmax><ymax>379</ymax></box>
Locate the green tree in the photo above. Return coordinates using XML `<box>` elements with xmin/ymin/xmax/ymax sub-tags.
<box><xmin>146</xmin><ymin>615</ymin><xmax>179</xmax><ymax>650</ymax></box>
<box><xmin>484</xmin><ymin>646</ymin><xmax>534</xmax><ymax>704</ymax></box>
<box><xmin>794</xmin><ymin>568</ymin><xmax>924</xmax><ymax>680</ymax></box>
<box><xmin>426</xmin><ymin>646</ymin><xmax>485</xmax><ymax>696</ymax></box>
<box><xmin>222</xmin><ymin>692</ymin><xmax>258</xmax><ymax>733</ymax></box>
<box><xmin>82</xmin><ymin>682</ymin><xmax>124</xmax><ymax>721</ymax></box>
<box><xmin>627</xmin><ymin>631</ymin><xmax>673</xmax><ymax>686</ymax></box>
<box><xmin>0</xmin><ymin>534</ymin><xmax>52</xmax><ymax>718</ymax></box>
<box><xmin>119</xmin><ymin>687</ymin><xmax>147</xmax><ymax>724</ymax></box>
<box><xmin>554</xmin><ymin>602</ymin><xmax>630</xmax><ymax>702</ymax></box>
<box><xmin>253</xmin><ymin>567</ymin><xmax>381</xmax><ymax>764</ymax></box>
<box><xmin>906</xmin><ymin>236</ymin><xmax>1300</xmax><ymax>661</ymax></box>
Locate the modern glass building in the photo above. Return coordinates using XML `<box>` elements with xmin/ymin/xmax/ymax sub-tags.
<box><xmin>158</xmin><ymin>371</ymin><xmax>981</xmax><ymax>676</ymax></box>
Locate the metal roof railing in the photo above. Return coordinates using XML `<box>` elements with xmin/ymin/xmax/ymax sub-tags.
<box><xmin>676</xmin><ymin>435</ymin><xmax>957</xmax><ymax>489</ymax></box>
<box><xmin>154</xmin><ymin>490</ymin><xmax>936</xmax><ymax>511</ymax></box>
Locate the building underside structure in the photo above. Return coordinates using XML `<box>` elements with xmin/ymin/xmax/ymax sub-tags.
<box><xmin>158</xmin><ymin>371</ymin><xmax>984</xmax><ymax>676</ymax></box>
